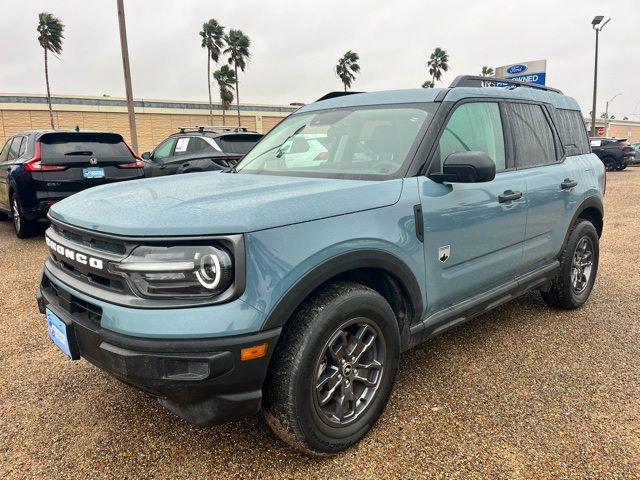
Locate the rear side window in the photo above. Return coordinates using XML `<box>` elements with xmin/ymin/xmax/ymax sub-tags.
<box><xmin>8</xmin><ymin>136</ymin><xmax>25</xmax><ymax>160</ymax></box>
<box><xmin>186</xmin><ymin>137</ymin><xmax>216</xmax><ymax>154</ymax></box>
<box><xmin>507</xmin><ymin>103</ymin><xmax>557</xmax><ymax>168</ymax></box>
<box><xmin>555</xmin><ymin>109</ymin><xmax>590</xmax><ymax>155</ymax></box>
<box><xmin>40</xmin><ymin>133</ymin><xmax>132</xmax><ymax>161</ymax></box>
<box><xmin>216</xmin><ymin>134</ymin><xmax>262</xmax><ymax>155</ymax></box>
<box><xmin>436</xmin><ymin>102</ymin><xmax>506</xmax><ymax>170</ymax></box>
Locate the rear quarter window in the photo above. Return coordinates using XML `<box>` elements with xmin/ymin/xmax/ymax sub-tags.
<box><xmin>554</xmin><ymin>109</ymin><xmax>590</xmax><ymax>155</ymax></box>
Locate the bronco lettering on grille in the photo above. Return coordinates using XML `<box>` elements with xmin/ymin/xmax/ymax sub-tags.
<box><xmin>45</xmin><ymin>236</ymin><xmax>104</xmax><ymax>270</ymax></box>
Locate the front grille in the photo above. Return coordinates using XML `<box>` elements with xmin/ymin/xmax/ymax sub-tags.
<box><xmin>52</xmin><ymin>255</ymin><xmax>125</xmax><ymax>292</ymax></box>
<box><xmin>51</xmin><ymin>221</ymin><xmax>126</xmax><ymax>255</ymax></box>
<box><xmin>42</xmin><ymin>274</ymin><xmax>102</xmax><ymax>326</ymax></box>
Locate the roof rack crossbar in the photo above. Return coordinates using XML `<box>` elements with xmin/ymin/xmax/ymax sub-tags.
<box><xmin>449</xmin><ymin>75</ymin><xmax>562</xmax><ymax>94</ymax></box>
<box><xmin>178</xmin><ymin>125</ymin><xmax>249</xmax><ymax>134</ymax></box>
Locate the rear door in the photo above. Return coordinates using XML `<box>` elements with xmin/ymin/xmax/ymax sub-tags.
<box><xmin>35</xmin><ymin>132</ymin><xmax>142</xmax><ymax>200</ymax></box>
<box><xmin>505</xmin><ymin>102</ymin><xmax>583</xmax><ymax>271</ymax></box>
<box><xmin>0</xmin><ymin>137</ymin><xmax>19</xmax><ymax>210</ymax></box>
<box><xmin>419</xmin><ymin>100</ymin><xmax>528</xmax><ymax>317</ymax></box>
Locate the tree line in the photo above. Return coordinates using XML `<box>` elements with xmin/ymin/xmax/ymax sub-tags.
<box><xmin>36</xmin><ymin>11</ymin><xmax>499</xmax><ymax>131</ymax></box>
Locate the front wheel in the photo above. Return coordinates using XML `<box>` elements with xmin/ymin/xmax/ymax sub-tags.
<box><xmin>541</xmin><ymin>220</ymin><xmax>599</xmax><ymax>309</ymax></box>
<box><xmin>602</xmin><ymin>157</ymin><xmax>616</xmax><ymax>171</ymax></box>
<box><xmin>263</xmin><ymin>282</ymin><xmax>400</xmax><ymax>455</ymax></box>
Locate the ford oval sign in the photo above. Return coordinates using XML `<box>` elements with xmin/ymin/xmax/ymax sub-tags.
<box><xmin>506</xmin><ymin>64</ymin><xmax>527</xmax><ymax>75</ymax></box>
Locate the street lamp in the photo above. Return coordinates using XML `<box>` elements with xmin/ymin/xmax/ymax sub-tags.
<box><xmin>605</xmin><ymin>93</ymin><xmax>621</xmax><ymax>137</ymax></box>
<box><xmin>590</xmin><ymin>15</ymin><xmax>611</xmax><ymax>136</ymax></box>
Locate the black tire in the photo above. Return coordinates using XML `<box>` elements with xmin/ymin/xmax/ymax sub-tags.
<box><xmin>617</xmin><ymin>163</ymin><xmax>627</xmax><ymax>171</ymax></box>
<box><xmin>541</xmin><ymin>220</ymin><xmax>599</xmax><ymax>309</ymax></box>
<box><xmin>10</xmin><ymin>194</ymin><xmax>39</xmax><ymax>238</ymax></box>
<box><xmin>263</xmin><ymin>281</ymin><xmax>400</xmax><ymax>455</ymax></box>
<box><xmin>602</xmin><ymin>157</ymin><xmax>616</xmax><ymax>171</ymax></box>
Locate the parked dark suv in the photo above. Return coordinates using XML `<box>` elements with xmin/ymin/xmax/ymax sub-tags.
<box><xmin>141</xmin><ymin>127</ymin><xmax>262</xmax><ymax>177</ymax></box>
<box><xmin>589</xmin><ymin>137</ymin><xmax>634</xmax><ymax>171</ymax></box>
<box><xmin>0</xmin><ymin>130</ymin><xmax>144</xmax><ymax>238</ymax></box>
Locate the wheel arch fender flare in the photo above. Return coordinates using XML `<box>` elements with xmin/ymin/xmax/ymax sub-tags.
<box><xmin>260</xmin><ymin>249</ymin><xmax>424</xmax><ymax>332</ymax></box>
<box><xmin>561</xmin><ymin>195</ymin><xmax>604</xmax><ymax>252</ymax></box>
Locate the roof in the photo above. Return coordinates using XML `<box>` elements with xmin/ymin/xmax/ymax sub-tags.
<box><xmin>299</xmin><ymin>85</ymin><xmax>581</xmax><ymax>114</ymax></box>
<box><xmin>12</xmin><ymin>129</ymin><xmax>120</xmax><ymax>136</ymax></box>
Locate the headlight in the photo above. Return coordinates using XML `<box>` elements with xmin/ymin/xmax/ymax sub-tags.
<box><xmin>113</xmin><ymin>245</ymin><xmax>234</xmax><ymax>299</ymax></box>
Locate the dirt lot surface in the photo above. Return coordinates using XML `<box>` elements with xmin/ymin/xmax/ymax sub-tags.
<box><xmin>1</xmin><ymin>168</ymin><xmax>639</xmax><ymax>479</ymax></box>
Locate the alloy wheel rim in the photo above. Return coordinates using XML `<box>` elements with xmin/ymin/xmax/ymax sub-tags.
<box><xmin>12</xmin><ymin>199</ymin><xmax>20</xmax><ymax>232</ymax></box>
<box><xmin>313</xmin><ymin>318</ymin><xmax>385</xmax><ymax>427</ymax></box>
<box><xmin>571</xmin><ymin>236</ymin><xmax>594</xmax><ymax>294</ymax></box>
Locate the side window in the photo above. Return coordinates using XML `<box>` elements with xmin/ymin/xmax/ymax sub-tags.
<box><xmin>436</xmin><ymin>102</ymin><xmax>506</xmax><ymax>171</ymax></box>
<box><xmin>0</xmin><ymin>139</ymin><xmax>12</xmax><ymax>162</ymax></box>
<box><xmin>186</xmin><ymin>137</ymin><xmax>216</xmax><ymax>154</ymax></box>
<box><xmin>507</xmin><ymin>103</ymin><xmax>557</xmax><ymax>168</ymax></box>
<box><xmin>7</xmin><ymin>136</ymin><xmax>24</xmax><ymax>161</ymax></box>
<box><xmin>173</xmin><ymin>137</ymin><xmax>191</xmax><ymax>156</ymax></box>
<box><xmin>18</xmin><ymin>136</ymin><xmax>27</xmax><ymax>157</ymax></box>
<box><xmin>152</xmin><ymin>137</ymin><xmax>176</xmax><ymax>161</ymax></box>
<box><xmin>555</xmin><ymin>109</ymin><xmax>590</xmax><ymax>155</ymax></box>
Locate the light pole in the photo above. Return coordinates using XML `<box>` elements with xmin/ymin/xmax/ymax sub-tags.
<box><xmin>590</xmin><ymin>15</ymin><xmax>610</xmax><ymax>136</ymax></box>
<box><xmin>116</xmin><ymin>0</ymin><xmax>139</xmax><ymax>153</ymax></box>
<box><xmin>604</xmin><ymin>93</ymin><xmax>621</xmax><ymax>137</ymax></box>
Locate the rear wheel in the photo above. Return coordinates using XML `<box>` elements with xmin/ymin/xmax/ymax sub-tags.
<box><xmin>10</xmin><ymin>194</ymin><xmax>38</xmax><ymax>238</ymax></box>
<box><xmin>602</xmin><ymin>157</ymin><xmax>616</xmax><ymax>171</ymax></box>
<box><xmin>541</xmin><ymin>220</ymin><xmax>599</xmax><ymax>309</ymax></box>
<box><xmin>263</xmin><ymin>282</ymin><xmax>400</xmax><ymax>455</ymax></box>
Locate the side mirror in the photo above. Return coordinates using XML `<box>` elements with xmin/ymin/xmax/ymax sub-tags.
<box><xmin>141</xmin><ymin>152</ymin><xmax>151</xmax><ymax>160</ymax></box>
<box><xmin>430</xmin><ymin>151</ymin><xmax>496</xmax><ymax>183</ymax></box>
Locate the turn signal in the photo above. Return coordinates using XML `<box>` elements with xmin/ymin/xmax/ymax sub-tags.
<box><xmin>240</xmin><ymin>343</ymin><xmax>268</xmax><ymax>361</ymax></box>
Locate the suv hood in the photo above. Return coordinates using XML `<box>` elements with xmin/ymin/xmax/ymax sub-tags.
<box><xmin>49</xmin><ymin>173</ymin><xmax>403</xmax><ymax>236</ymax></box>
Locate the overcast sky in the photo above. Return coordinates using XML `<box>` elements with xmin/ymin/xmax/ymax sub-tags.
<box><xmin>1</xmin><ymin>0</ymin><xmax>638</xmax><ymax>118</ymax></box>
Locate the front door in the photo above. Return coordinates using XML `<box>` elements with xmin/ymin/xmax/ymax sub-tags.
<box><xmin>419</xmin><ymin>101</ymin><xmax>528</xmax><ymax>318</ymax></box>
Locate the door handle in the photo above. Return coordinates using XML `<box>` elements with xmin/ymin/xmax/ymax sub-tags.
<box><xmin>498</xmin><ymin>190</ymin><xmax>523</xmax><ymax>203</ymax></box>
<box><xmin>561</xmin><ymin>179</ymin><xmax>578</xmax><ymax>189</ymax></box>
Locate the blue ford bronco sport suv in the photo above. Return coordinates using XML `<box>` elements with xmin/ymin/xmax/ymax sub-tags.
<box><xmin>37</xmin><ymin>76</ymin><xmax>605</xmax><ymax>455</ymax></box>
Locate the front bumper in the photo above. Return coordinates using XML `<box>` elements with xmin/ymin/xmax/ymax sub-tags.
<box><xmin>36</xmin><ymin>273</ymin><xmax>281</xmax><ymax>426</ymax></box>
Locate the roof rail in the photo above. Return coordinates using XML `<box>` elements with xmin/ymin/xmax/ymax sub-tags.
<box><xmin>449</xmin><ymin>75</ymin><xmax>563</xmax><ymax>94</ymax></box>
<box><xmin>178</xmin><ymin>126</ymin><xmax>249</xmax><ymax>134</ymax></box>
<box><xmin>316</xmin><ymin>91</ymin><xmax>364</xmax><ymax>102</ymax></box>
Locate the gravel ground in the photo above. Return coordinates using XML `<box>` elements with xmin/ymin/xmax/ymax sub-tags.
<box><xmin>1</xmin><ymin>169</ymin><xmax>639</xmax><ymax>479</ymax></box>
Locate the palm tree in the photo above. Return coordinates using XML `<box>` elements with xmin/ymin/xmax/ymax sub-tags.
<box><xmin>427</xmin><ymin>47</ymin><xmax>449</xmax><ymax>85</ymax></box>
<box><xmin>336</xmin><ymin>51</ymin><xmax>360</xmax><ymax>92</ymax></box>
<box><xmin>421</xmin><ymin>80</ymin><xmax>435</xmax><ymax>88</ymax></box>
<box><xmin>37</xmin><ymin>12</ymin><xmax>64</xmax><ymax>129</ymax></box>
<box><xmin>480</xmin><ymin>66</ymin><xmax>495</xmax><ymax>87</ymax></box>
<box><xmin>480</xmin><ymin>66</ymin><xmax>494</xmax><ymax>77</ymax></box>
<box><xmin>224</xmin><ymin>29</ymin><xmax>251</xmax><ymax>127</ymax></box>
<box><xmin>213</xmin><ymin>65</ymin><xmax>235</xmax><ymax>126</ymax></box>
<box><xmin>200</xmin><ymin>19</ymin><xmax>225</xmax><ymax>125</ymax></box>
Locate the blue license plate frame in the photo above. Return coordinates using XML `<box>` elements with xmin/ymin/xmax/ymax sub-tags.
<box><xmin>82</xmin><ymin>167</ymin><xmax>105</xmax><ymax>179</ymax></box>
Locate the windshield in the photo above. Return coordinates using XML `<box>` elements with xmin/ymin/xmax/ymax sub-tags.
<box><xmin>236</xmin><ymin>104</ymin><xmax>436</xmax><ymax>179</ymax></box>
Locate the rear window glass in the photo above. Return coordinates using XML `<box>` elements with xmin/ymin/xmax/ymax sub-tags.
<box><xmin>216</xmin><ymin>134</ymin><xmax>262</xmax><ymax>155</ymax></box>
<box><xmin>40</xmin><ymin>133</ymin><xmax>132</xmax><ymax>160</ymax></box>
<box><xmin>507</xmin><ymin>103</ymin><xmax>557</xmax><ymax>168</ymax></box>
<box><xmin>555</xmin><ymin>109</ymin><xmax>590</xmax><ymax>155</ymax></box>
